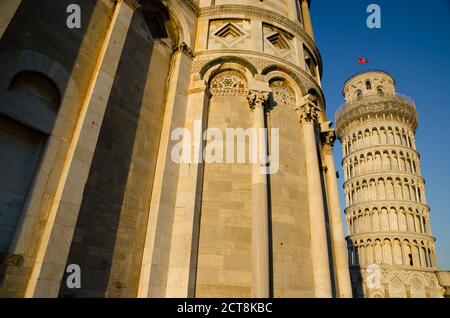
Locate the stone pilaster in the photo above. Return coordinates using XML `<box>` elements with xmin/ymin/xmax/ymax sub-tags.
<box><xmin>296</xmin><ymin>94</ymin><xmax>332</xmax><ymax>297</ymax></box>
<box><xmin>301</xmin><ymin>0</ymin><xmax>315</xmax><ymax>40</ymax></box>
<box><xmin>321</xmin><ymin>123</ymin><xmax>353</xmax><ymax>298</ymax></box>
<box><xmin>138</xmin><ymin>44</ymin><xmax>194</xmax><ymax>298</ymax></box>
<box><xmin>165</xmin><ymin>80</ymin><xmax>210</xmax><ymax>298</ymax></box>
<box><xmin>247</xmin><ymin>89</ymin><xmax>271</xmax><ymax>298</ymax></box>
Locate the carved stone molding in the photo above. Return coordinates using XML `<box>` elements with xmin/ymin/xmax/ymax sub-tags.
<box><xmin>247</xmin><ymin>90</ymin><xmax>270</xmax><ymax>111</ymax></box>
<box><xmin>335</xmin><ymin>96</ymin><xmax>418</xmax><ymax>138</ymax></box>
<box><xmin>192</xmin><ymin>51</ymin><xmax>324</xmax><ymax>106</ymax></box>
<box><xmin>182</xmin><ymin>0</ymin><xmax>200</xmax><ymax>15</ymax></box>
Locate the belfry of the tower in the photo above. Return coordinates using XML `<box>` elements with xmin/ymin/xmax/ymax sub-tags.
<box><xmin>335</xmin><ymin>70</ymin><xmax>445</xmax><ymax>298</ymax></box>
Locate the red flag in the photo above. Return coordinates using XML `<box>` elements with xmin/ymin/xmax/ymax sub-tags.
<box><xmin>357</xmin><ymin>57</ymin><xmax>369</xmax><ymax>64</ymax></box>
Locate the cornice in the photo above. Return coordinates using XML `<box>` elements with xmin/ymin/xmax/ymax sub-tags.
<box><xmin>198</xmin><ymin>5</ymin><xmax>322</xmax><ymax>75</ymax></box>
<box><xmin>344</xmin><ymin>200</ymin><xmax>430</xmax><ymax>214</ymax></box>
<box><xmin>182</xmin><ymin>0</ymin><xmax>200</xmax><ymax>15</ymax></box>
<box><xmin>341</xmin><ymin>144</ymin><xmax>421</xmax><ymax>165</ymax></box>
<box><xmin>335</xmin><ymin>96</ymin><xmax>418</xmax><ymax>138</ymax></box>
<box><xmin>353</xmin><ymin>267</ymin><xmax>439</xmax><ymax>275</ymax></box>
<box><xmin>347</xmin><ymin>232</ymin><xmax>436</xmax><ymax>244</ymax></box>
<box><xmin>343</xmin><ymin>171</ymin><xmax>425</xmax><ymax>187</ymax></box>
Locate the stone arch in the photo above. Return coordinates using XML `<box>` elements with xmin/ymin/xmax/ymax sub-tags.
<box><xmin>409</xmin><ymin>274</ymin><xmax>426</xmax><ymax>298</ymax></box>
<box><xmin>0</xmin><ymin>49</ymin><xmax>78</xmax><ymax>255</ymax></box>
<box><xmin>374</xmin><ymin>239</ymin><xmax>382</xmax><ymax>264</ymax></box>
<box><xmin>200</xmin><ymin>56</ymin><xmax>258</xmax><ymax>80</ymax></box>
<box><xmin>262</xmin><ymin>66</ymin><xmax>306</xmax><ymax>94</ymax></box>
<box><xmin>387</xmin><ymin>272</ymin><xmax>407</xmax><ymax>298</ymax></box>
<box><xmin>383</xmin><ymin>239</ymin><xmax>393</xmax><ymax>264</ymax></box>
<box><xmin>264</xmin><ymin>70</ymin><xmax>304</xmax><ymax>105</ymax></box>
<box><xmin>0</xmin><ymin>49</ymin><xmax>78</xmax><ymax>100</ymax></box>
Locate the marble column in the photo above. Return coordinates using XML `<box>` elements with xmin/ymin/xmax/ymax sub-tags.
<box><xmin>247</xmin><ymin>90</ymin><xmax>270</xmax><ymax>298</ymax></box>
<box><xmin>321</xmin><ymin>126</ymin><xmax>353</xmax><ymax>298</ymax></box>
<box><xmin>296</xmin><ymin>94</ymin><xmax>332</xmax><ymax>297</ymax></box>
<box><xmin>24</xmin><ymin>0</ymin><xmax>138</xmax><ymax>297</ymax></box>
<box><xmin>301</xmin><ymin>0</ymin><xmax>315</xmax><ymax>40</ymax></box>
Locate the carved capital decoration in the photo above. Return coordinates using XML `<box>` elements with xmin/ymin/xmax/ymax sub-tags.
<box><xmin>174</xmin><ymin>42</ymin><xmax>195</xmax><ymax>58</ymax></box>
<box><xmin>296</xmin><ymin>94</ymin><xmax>320</xmax><ymax>124</ymax></box>
<box><xmin>321</xmin><ymin>129</ymin><xmax>336</xmax><ymax>153</ymax></box>
<box><xmin>247</xmin><ymin>90</ymin><xmax>270</xmax><ymax>111</ymax></box>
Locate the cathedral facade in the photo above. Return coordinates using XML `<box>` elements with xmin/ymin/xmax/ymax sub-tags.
<box><xmin>0</xmin><ymin>0</ymin><xmax>353</xmax><ymax>298</ymax></box>
<box><xmin>335</xmin><ymin>71</ymin><xmax>446</xmax><ymax>298</ymax></box>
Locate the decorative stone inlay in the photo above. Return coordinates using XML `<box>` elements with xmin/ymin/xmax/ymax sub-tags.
<box><xmin>266</xmin><ymin>32</ymin><xmax>290</xmax><ymax>50</ymax></box>
<box><xmin>199</xmin><ymin>5</ymin><xmax>322</xmax><ymax>70</ymax></box>
<box><xmin>353</xmin><ymin>268</ymin><xmax>445</xmax><ymax>298</ymax></box>
<box><xmin>270</xmin><ymin>80</ymin><xmax>296</xmax><ymax>109</ymax></box>
<box><xmin>209</xmin><ymin>71</ymin><xmax>248</xmax><ymax>96</ymax></box>
<box><xmin>192</xmin><ymin>52</ymin><xmax>324</xmax><ymax>106</ymax></box>
<box><xmin>214</xmin><ymin>23</ymin><xmax>245</xmax><ymax>44</ymax></box>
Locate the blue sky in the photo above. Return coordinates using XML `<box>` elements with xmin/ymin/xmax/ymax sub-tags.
<box><xmin>310</xmin><ymin>0</ymin><xmax>450</xmax><ymax>269</ymax></box>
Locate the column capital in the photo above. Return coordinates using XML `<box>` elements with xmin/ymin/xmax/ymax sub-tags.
<box><xmin>321</xmin><ymin>121</ymin><xmax>337</xmax><ymax>153</ymax></box>
<box><xmin>296</xmin><ymin>94</ymin><xmax>320</xmax><ymax>124</ymax></box>
<box><xmin>321</xmin><ymin>130</ymin><xmax>336</xmax><ymax>153</ymax></box>
<box><xmin>247</xmin><ymin>90</ymin><xmax>270</xmax><ymax>111</ymax></box>
<box><xmin>174</xmin><ymin>42</ymin><xmax>195</xmax><ymax>58</ymax></box>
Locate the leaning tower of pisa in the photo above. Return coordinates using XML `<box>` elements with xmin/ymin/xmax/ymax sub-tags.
<box><xmin>335</xmin><ymin>70</ymin><xmax>444</xmax><ymax>298</ymax></box>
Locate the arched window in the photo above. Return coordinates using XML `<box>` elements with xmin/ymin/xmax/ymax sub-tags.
<box><xmin>356</xmin><ymin>90</ymin><xmax>363</xmax><ymax>99</ymax></box>
<box><xmin>377</xmin><ymin>86</ymin><xmax>384</xmax><ymax>96</ymax></box>
<box><xmin>366</xmin><ymin>80</ymin><xmax>372</xmax><ymax>90</ymax></box>
<box><xmin>0</xmin><ymin>71</ymin><xmax>60</xmax><ymax>252</ymax></box>
<box><xmin>8</xmin><ymin>71</ymin><xmax>61</xmax><ymax>112</ymax></box>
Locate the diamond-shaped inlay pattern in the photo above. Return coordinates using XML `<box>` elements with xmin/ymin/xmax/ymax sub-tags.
<box><xmin>267</xmin><ymin>32</ymin><xmax>290</xmax><ymax>50</ymax></box>
<box><xmin>214</xmin><ymin>23</ymin><xmax>245</xmax><ymax>44</ymax></box>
